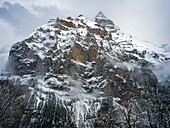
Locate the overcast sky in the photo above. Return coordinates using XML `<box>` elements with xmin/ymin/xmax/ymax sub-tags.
<box><xmin>0</xmin><ymin>0</ymin><xmax>170</xmax><ymax>51</ymax></box>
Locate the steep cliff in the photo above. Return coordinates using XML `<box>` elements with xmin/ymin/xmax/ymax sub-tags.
<box><xmin>5</xmin><ymin>12</ymin><xmax>170</xmax><ymax>127</ymax></box>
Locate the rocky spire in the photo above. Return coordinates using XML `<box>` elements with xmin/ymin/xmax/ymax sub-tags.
<box><xmin>95</xmin><ymin>11</ymin><xmax>119</xmax><ymax>32</ymax></box>
<box><xmin>95</xmin><ymin>11</ymin><xmax>107</xmax><ymax>19</ymax></box>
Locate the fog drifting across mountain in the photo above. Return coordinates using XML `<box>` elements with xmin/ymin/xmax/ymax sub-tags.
<box><xmin>153</xmin><ymin>62</ymin><xmax>170</xmax><ymax>84</ymax></box>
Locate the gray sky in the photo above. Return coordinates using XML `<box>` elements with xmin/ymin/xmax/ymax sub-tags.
<box><xmin>0</xmin><ymin>0</ymin><xmax>170</xmax><ymax>50</ymax></box>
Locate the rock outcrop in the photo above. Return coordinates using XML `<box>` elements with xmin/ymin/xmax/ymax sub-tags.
<box><xmin>95</xmin><ymin>11</ymin><xmax>119</xmax><ymax>32</ymax></box>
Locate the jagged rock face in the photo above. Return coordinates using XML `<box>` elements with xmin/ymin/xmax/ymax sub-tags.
<box><xmin>9</xmin><ymin>14</ymin><xmax>157</xmax><ymax>92</ymax></box>
<box><xmin>95</xmin><ymin>11</ymin><xmax>119</xmax><ymax>32</ymax></box>
<box><xmin>7</xmin><ymin>12</ymin><xmax>169</xmax><ymax>127</ymax></box>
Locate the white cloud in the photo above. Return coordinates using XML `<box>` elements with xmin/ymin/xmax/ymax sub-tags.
<box><xmin>153</xmin><ymin>62</ymin><xmax>170</xmax><ymax>85</ymax></box>
<box><xmin>0</xmin><ymin>19</ymin><xmax>25</xmax><ymax>71</ymax></box>
<box><xmin>0</xmin><ymin>19</ymin><xmax>24</xmax><ymax>49</ymax></box>
<box><xmin>0</xmin><ymin>19</ymin><xmax>23</xmax><ymax>70</ymax></box>
<box><xmin>0</xmin><ymin>0</ymin><xmax>69</xmax><ymax>12</ymax></box>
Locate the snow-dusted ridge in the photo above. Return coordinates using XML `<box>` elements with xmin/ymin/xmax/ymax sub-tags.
<box><xmin>24</xmin><ymin>15</ymin><xmax>170</xmax><ymax>68</ymax></box>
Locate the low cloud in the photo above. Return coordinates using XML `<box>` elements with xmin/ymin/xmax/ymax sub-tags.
<box><xmin>152</xmin><ymin>62</ymin><xmax>170</xmax><ymax>85</ymax></box>
<box><xmin>0</xmin><ymin>19</ymin><xmax>24</xmax><ymax>49</ymax></box>
<box><xmin>0</xmin><ymin>46</ymin><xmax>9</xmax><ymax>71</ymax></box>
<box><xmin>0</xmin><ymin>19</ymin><xmax>24</xmax><ymax>71</ymax></box>
<box><xmin>104</xmin><ymin>53</ymin><xmax>136</xmax><ymax>71</ymax></box>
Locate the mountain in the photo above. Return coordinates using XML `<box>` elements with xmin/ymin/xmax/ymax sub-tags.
<box><xmin>1</xmin><ymin>12</ymin><xmax>169</xmax><ymax>127</ymax></box>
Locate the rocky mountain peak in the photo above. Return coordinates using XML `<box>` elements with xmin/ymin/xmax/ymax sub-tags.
<box><xmin>95</xmin><ymin>11</ymin><xmax>107</xmax><ymax>19</ymax></box>
<box><xmin>95</xmin><ymin>11</ymin><xmax>119</xmax><ymax>32</ymax></box>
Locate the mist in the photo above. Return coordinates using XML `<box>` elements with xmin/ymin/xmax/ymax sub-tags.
<box><xmin>153</xmin><ymin>62</ymin><xmax>170</xmax><ymax>85</ymax></box>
